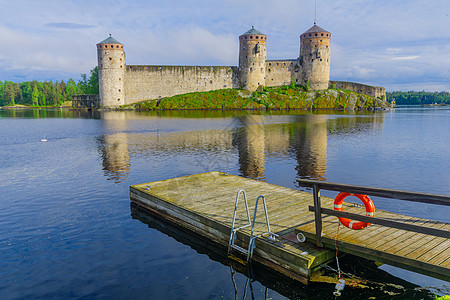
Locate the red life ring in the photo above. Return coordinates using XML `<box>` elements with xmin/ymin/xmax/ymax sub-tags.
<box><xmin>334</xmin><ymin>192</ymin><xmax>375</xmax><ymax>230</ymax></box>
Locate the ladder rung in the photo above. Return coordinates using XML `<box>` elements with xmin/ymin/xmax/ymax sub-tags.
<box><xmin>231</xmin><ymin>244</ymin><xmax>248</xmax><ymax>254</ymax></box>
<box><xmin>234</xmin><ymin>224</ymin><xmax>251</xmax><ymax>232</ymax></box>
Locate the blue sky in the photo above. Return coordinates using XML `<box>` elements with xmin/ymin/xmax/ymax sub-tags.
<box><xmin>0</xmin><ymin>0</ymin><xmax>449</xmax><ymax>91</ymax></box>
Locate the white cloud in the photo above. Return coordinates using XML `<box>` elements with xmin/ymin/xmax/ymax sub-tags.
<box><xmin>391</xmin><ymin>56</ymin><xmax>420</xmax><ymax>61</ymax></box>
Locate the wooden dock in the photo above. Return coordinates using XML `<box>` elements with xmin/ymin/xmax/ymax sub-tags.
<box><xmin>295</xmin><ymin>196</ymin><xmax>450</xmax><ymax>281</ymax></box>
<box><xmin>130</xmin><ymin>172</ymin><xmax>450</xmax><ymax>283</ymax></box>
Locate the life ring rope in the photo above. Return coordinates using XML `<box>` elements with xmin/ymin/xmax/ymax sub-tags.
<box><xmin>334</xmin><ymin>192</ymin><xmax>375</xmax><ymax>230</ymax></box>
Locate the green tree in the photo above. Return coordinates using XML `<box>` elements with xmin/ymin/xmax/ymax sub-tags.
<box><xmin>3</xmin><ymin>81</ymin><xmax>19</xmax><ymax>105</ymax></box>
<box><xmin>87</xmin><ymin>66</ymin><xmax>99</xmax><ymax>94</ymax></box>
<box><xmin>20</xmin><ymin>82</ymin><xmax>32</xmax><ymax>105</ymax></box>
<box><xmin>0</xmin><ymin>81</ymin><xmax>5</xmax><ymax>105</ymax></box>
<box><xmin>65</xmin><ymin>79</ymin><xmax>78</xmax><ymax>101</ymax></box>
<box><xmin>78</xmin><ymin>66</ymin><xmax>99</xmax><ymax>95</ymax></box>
<box><xmin>32</xmin><ymin>85</ymin><xmax>39</xmax><ymax>106</ymax></box>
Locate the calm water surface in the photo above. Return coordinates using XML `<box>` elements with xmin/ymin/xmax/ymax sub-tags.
<box><xmin>0</xmin><ymin>107</ymin><xmax>448</xmax><ymax>299</ymax></box>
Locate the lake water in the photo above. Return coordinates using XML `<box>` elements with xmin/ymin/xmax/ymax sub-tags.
<box><xmin>0</xmin><ymin>107</ymin><xmax>448</xmax><ymax>299</ymax></box>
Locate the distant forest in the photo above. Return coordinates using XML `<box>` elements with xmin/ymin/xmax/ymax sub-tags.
<box><xmin>0</xmin><ymin>67</ymin><xmax>99</xmax><ymax>106</ymax></box>
<box><xmin>386</xmin><ymin>91</ymin><xmax>450</xmax><ymax>105</ymax></box>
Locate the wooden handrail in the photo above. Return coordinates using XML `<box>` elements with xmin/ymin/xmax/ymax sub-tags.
<box><xmin>308</xmin><ymin>206</ymin><xmax>450</xmax><ymax>239</ymax></box>
<box><xmin>297</xmin><ymin>179</ymin><xmax>450</xmax><ymax>206</ymax></box>
<box><xmin>296</xmin><ymin>179</ymin><xmax>450</xmax><ymax>247</ymax></box>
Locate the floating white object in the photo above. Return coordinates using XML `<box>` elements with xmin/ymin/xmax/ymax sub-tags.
<box><xmin>41</xmin><ymin>139</ymin><xmax>47</xmax><ymax>142</ymax></box>
<box><xmin>333</xmin><ymin>278</ymin><xmax>345</xmax><ymax>296</ymax></box>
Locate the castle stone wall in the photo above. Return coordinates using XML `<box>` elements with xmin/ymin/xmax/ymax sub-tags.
<box><xmin>265</xmin><ymin>60</ymin><xmax>299</xmax><ymax>87</ymax></box>
<box><xmin>124</xmin><ymin>65</ymin><xmax>239</xmax><ymax>104</ymax></box>
<box><xmin>329</xmin><ymin>81</ymin><xmax>386</xmax><ymax>99</ymax></box>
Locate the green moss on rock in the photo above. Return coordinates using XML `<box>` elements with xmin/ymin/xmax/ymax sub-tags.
<box><xmin>122</xmin><ymin>86</ymin><xmax>388</xmax><ymax>111</ymax></box>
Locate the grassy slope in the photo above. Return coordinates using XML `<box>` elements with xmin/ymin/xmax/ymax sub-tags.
<box><xmin>123</xmin><ymin>86</ymin><xmax>388</xmax><ymax>110</ymax></box>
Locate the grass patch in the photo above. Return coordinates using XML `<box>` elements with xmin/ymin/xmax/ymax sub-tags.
<box><xmin>122</xmin><ymin>86</ymin><xmax>388</xmax><ymax>111</ymax></box>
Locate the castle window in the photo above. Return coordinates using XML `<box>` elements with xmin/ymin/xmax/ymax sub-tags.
<box><xmin>320</xmin><ymin>59</ymin><xmax>322</xmax><ymax>61</ymax></box>
<box><xmin>245</xmin><ymin>36</ymin><xmax>247</xmax><ymax>39</ymax></box>
<box><xmin>320</xmin><ymin>40</ymin><xmax>322</xmax><ymax>42</ymax></box>
<box><xmin>117</xmin><ymin>98</ymin><xmax>120</xmax><ymax>101</ymax></box>
<box><xmin>296</xmin><ymin>79</ymin><xmax>298</xmax><ymax>82</ymax></box>
<box><xmin>309</xmin><ymin>34</ymin><xmax>311</xmax><ymax>36</ymax></box>
<box><xmin>260</xmin><ymin>68</ymin><xmax>263</xmax><ymax>71</ymax></box>
<box><xmin>159</xmin><ymin>66</ymin><xmax>162</xmax><ymax>69</ymax></box>
<box><xmin>256</xmin><ymin>36</ymin><xmax>259</xmax><ymax>39</ymax></box>
<box><xmin>276</xmin><ymin>63</ymin><xmax>279</xmax><ymax>66</ymax></box>
<box><xmin>283</xmin><ymin>63</ymin><xmax>285</xmax><ymax>66</ymax></box>
<box><xmin>118</xmin><ymin>89</ymin><xmax>121</xmax><ymax>92</ymax></box>
<box><xmin>321</xmin><ymin>33</ymin><xmax>324</xmax><ymax>36</ymax></box>
<box><xmin>268</xmin><ymin>69</ymin><xmax>271</xmax><ymax>72</ymax></box>
<box><xmin>326</xmin><ymin>34</ymin><xmax>329</xmax><ymax>37</ymax></box>
<box><xmin>311</xmin><ymin>59</ymin><xmax>314</xmax><ymax>62</ymax></box>
<box><xmin>119</xmin><ymin>78</ymin><xmax>121</xmax><ymax>80</ymax></box>
<box><xmin>109</xmin><ymin>57</ymin><xmax>112</xmax><ymax>60</ymax></box>
<box><xmin>120</xmin><ymin>58</ymin><xmax>122</xmax><ymax>61</ymax></box>
<box><xmin>210</xmin><ymin>80</ymin><xmax>213</xmax><ymax>84</ymax></box>
<box><xmin>116</xmin><ymin>45</ymin><xmax>119</xmax><ymax>48</ymax></box>
<box><xmin>250</xmin><ymin>36</ymin><xmax>253</xmax><ymax>39</ymax></box>
<box><xmin>120</xmin><ymin>65</ymin><xmax>122</xmax><ymax>68</ymax></box>
<box><xmin>315</xmin><ymin>33</ymin><xmax>317</xmax><ymax>36</ymax></box>
<box><xmin>250</xmin><ymin>68</ymin><xmax>252</xmax><ymax>72</ymax></box>
<box><xmin>269</xmin><ymin>63</ymin><xmax>271</xmax><ymax>66</ymax></box>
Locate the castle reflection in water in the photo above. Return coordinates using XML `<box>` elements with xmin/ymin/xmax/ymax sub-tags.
<box><xmin>97</xmin><ymin>111</ymin><xmax>385</xmax><ymax>183</ymax></box>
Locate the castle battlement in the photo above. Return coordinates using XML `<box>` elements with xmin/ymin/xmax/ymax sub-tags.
<box><xmin>97</xmin><ymin>25</ymin><xmax>384</xmax><ymax>108</ymax></box>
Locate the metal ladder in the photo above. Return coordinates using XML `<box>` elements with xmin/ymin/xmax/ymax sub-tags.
<box><xmin>228</xmin><ymin>190</ymin><xmax>279</xmax><ymax>262</ymax></box>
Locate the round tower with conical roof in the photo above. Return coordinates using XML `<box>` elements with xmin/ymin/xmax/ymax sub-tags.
<box><xmin>239</xmin><ymin>26</ymin><xmax>267</xmax><ymax>91</ymax></box>
<box><xmin>97</xmin><ymin>35</ymin><xmax>125</xmax><ymax>108</ymax></box>
<box><xmin>298</xmin><ymin>24</ymin><xmax>331</xmax><ymax>90</ymax></box>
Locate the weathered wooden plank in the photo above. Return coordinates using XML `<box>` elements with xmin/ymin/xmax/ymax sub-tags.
<box><xmin>332</xmin><ymin>210</ymin><xmax>412</xmax><ymax>244</ymax></box>
<box><xmin>416</xmin><ymin>239</ymin><xmax>450</xmax><ymax>262</ymax></box>
<box><xmin>427</xmin><ymin>245</ymin><xmax>450</xmax><ymax>266</ymax></box>
<box><xmin>392</xmin><ymin>222</ymin><xmax>448</xmax><ymax>256</ymax></box>
<box><xmin>439</xmin><ymin>256</ymin><xmax>449</xmax><ymax>267</ymax></box>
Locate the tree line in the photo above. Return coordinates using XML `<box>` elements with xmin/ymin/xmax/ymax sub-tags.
<box><xmin>386</xmin><ymin>91</ymin><xmax>450</xmax><ymax>105</ymax></box>
<box><xmin>0</xmin><ymin>67</ymin><xmax>99</xmax><ymax>107</ymax></box>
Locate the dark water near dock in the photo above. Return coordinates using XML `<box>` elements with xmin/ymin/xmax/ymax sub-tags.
<box><xmin>0</xmin><ymin>107</ymin><xmax>448</xmax><ymax>299</ymax></box>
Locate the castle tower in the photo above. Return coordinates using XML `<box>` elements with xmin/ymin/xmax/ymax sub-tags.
<box><xmin>298</xmin><ymin>25</ymin><xmax>331</xmax><ymax>90</ymax></box>
<box><xmin>239</xmin><ymin>27</ymin><xmax>267</xmax><ymax>91</ymax></box>
<box><xmin>97</xmin><ymin>35</ymin><xmax>125</xmax><ymax>108</ymax></box>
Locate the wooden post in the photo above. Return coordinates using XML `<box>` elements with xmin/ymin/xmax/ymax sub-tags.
<box><xmin>313</xmin><ymin>184</ymin><xmax>323</xmax><ymax>247</ymax></box>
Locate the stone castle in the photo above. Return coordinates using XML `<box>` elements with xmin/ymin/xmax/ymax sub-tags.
<box><xmin>97</xmin><ymin>24</ymin><xmax>385</xmax><ymax>108</ymax></box>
